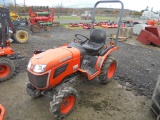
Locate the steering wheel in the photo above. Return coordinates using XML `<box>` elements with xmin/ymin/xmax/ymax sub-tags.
<box><xmin>75</xmin><ymin>34</ymin><xmax>89</xmax><ymax>44</ymax></box>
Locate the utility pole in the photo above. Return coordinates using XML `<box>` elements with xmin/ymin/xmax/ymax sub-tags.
<box><xmin>3</xmin><ymin>0</ymin><xmax>5</xmax><ymax>7</ymax></box>
<box><xmin>14</xmin><ymin>0</ymin><xmax>17</xmax><ymax>13</ymax></box>
<box><xmin>24</xmin><ymin>0</ymin><xmax>26</xmax><ymax>13</ymax></box>
<box><xmin>24</xmin><ymin>0</ymin><xmax>27</xmax><ymax>19</ymax></box>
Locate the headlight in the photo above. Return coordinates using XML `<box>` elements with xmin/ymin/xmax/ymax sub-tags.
<box><xmin>33</xmin><ymin>64</ymin><xmax>46</xmax><ymax>73</ymax></box>
<box><xmin>27</xmin><ymin>61</ymin><xmax>31</xmax><ymax>69</ymax></box>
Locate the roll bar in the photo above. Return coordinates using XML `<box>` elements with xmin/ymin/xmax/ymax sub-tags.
<box><xmin>91</xmin><ymin>0</ymin><xmax>124</xmax><ymax>46</ymax></box>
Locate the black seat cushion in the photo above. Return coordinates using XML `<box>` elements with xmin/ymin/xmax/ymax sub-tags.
<box><xmin>82</xmin><ymin>29</ymin><xmax>106</xmax><ymax>52</ymax></box>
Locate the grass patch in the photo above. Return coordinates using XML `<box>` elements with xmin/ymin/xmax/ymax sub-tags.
<box><xmin>21</xmin><ymin>15</ymin><xmax>118</xmax><ymax>21</ymax></box>
<box><xmin>54</xmin><ymin>16</ymin><xmax>118</xmax><ymax>21</ymax></box>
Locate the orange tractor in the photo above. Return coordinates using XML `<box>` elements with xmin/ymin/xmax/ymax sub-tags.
<box><xmin>26</xmin><ymin>0</ymin><xmax>124</xmax><ymax>119</ymax></box>
<box><xmin>0</xmin><ymin>7</ymin><xmax>15</xmax><ymax>82</ymax></box>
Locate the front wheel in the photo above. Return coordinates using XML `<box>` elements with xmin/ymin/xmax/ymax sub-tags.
<box><xmin>98</xmin><ymin>56</ymin><xmax>117</xmax><ymax>84</ymax></box>
<box><xmin>0</xmin><ymin>57</ymin><xmax>15</xmax><ymax>82</ymax></box>
<box><xmin>50</xmin><ymin>87</ymin><xmax>77</xmax><ymax>119</ymax></box>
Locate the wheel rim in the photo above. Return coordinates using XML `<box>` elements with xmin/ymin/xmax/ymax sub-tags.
<box><xmin>107</xmin><ymin>62</ymin><xmax>116</xmax><ymax>79</ymax></box>
<box><xmin>60</xmin><ymin>95</ymin><xmax>75</xmax><ymax>114</ymax></box>
<box><xmin>18</xmin><ymin>32</ymin><xmax>27</xmax><ymax>41</ymax></box>
<box><xmin>0</xmin><ymin>64</ymin><xmax>10</xmax><ymax>78</ymax></box>
<box><xmin>33</xmin><ymin>27</ymin><xmax>39</xmax><ymax>32</ymax></box>
<box><xmin>47</xmin><ymin>27</ymin><xmax>50</xmax><ymax>31</ymax></box>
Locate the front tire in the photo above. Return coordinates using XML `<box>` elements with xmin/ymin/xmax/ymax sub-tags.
<box><xmin>0</xmin><ymin>57</ymin><xmax>15</xmax><ymax>82</ymax></box>
<box><xmin>50</xmin><ymin>87</ymin><xmax>77</xmax><ymax>119</ymax></box>
<box><xmin>98</xmin><ymin>56</ymin><xmax>117</xmax><ymax>84</ymax></box>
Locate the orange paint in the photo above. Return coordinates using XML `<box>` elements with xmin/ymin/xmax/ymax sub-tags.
<box><xmin>0</xmin><ymin>47</ymin><xmax>14</xmax><ymax>56</ymax></box>
<box><xmin>96</xmin><ymin>46</ymin><xmax>118</xmax><ymax>71</ymax></box>
<box><xmin>0</xmin><ymin>64</ymin><xmax>10</xmax><ymax>78</ymax></box>
<box><xmin>28</xmin><ymin>46</ymin><xmax>81</xmax><ymax>89</ymax></box>
<box><xmin>60</xmin><ymin>95</ymin><xmax>75</xmax><ymax>114</ymax></box>
<box><xmin>0</xmin><ymin>104</ymin><xmax>6</xmax><ymax>120</ymax></box>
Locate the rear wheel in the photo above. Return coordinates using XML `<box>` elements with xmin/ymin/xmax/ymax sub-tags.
<box><xmin>32</xmin><ymin>25</ymin><xmax>40</xmax><ymax>33</ymax></box>
<box><xmin>98</xmin><ymin>56</ymin><xmax>117</xmax><ymax>84</ymax></box>
<box><xmin>44</xmin><ymin>26</ymin><xmax>51</xmax><ymax>31</ymax></box>
<box><xmin>50</xmin><ymin>87</ymin><xmax>77</xmax><ymax>119</ymax></box>
<box><xmin>0</xmin><ymin>57</ymin><xmax>15</xmax><ymax>82</ymax></box>
<box><xmin>14</xmin><ymin>30</ymin><xmax>29</xmax><ymax>43</ymax></box>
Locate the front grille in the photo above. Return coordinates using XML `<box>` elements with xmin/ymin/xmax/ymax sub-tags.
<box><xmin>27</xmin><ymin>72</ymin><xmax>48</xmax><ymax>89</ymax></box>
<box><xmin>54</xmin><ymin>63</ymin><xmax>68</xmax><ymax>78</ymax></box>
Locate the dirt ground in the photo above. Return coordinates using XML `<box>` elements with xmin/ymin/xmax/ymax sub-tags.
<box><xmin>0</xmin><ymin>72</ymin><xmax>156</xmax><ymax>120</ymax></box>
<box><xmin>0</xmin><ymin>27</ymin><xmax>159</xmax><ymax>120</ymax></box>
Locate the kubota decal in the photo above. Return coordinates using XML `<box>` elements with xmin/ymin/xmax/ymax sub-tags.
<box><xmin>60</xmin><ymin>56</ymin><xmax>72</xmax><ymax>63</ymax></box>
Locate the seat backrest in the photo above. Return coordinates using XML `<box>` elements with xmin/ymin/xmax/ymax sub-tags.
<box><xmin>90</xmin><ymin>29</ymin><xmax>106</xmax><ymax>44</ymax></box>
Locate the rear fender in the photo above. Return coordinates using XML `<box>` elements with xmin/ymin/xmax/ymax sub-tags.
<box><xmin>95</xmin><ymin>46</ymin><xmax>118</xmax><ymax>71</ymax></box>
<box><xmin>0</xmin><ymin>47</ymin><xmax>14</xmax><ymax>56</ymax></box>
<box><xmin>78</xmin><ymin>46</ymin><xmax>118</xmax><ymax>80</ymax></box>
<box><xmin>0</xmin><ymin>104</ymin><xmax>6</xmax><ymax>120</ymax></box>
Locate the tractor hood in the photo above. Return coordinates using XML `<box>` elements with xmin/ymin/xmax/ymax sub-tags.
<box><xmin>29</xmin><ymin>47</ymin><xmax>72</xmax><ymax>71</ymax></box>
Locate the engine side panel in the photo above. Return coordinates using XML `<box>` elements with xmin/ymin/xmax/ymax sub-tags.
<box><xmin>48</xmin><ymin>46</ymin><xmax>81</xmax><ymax>88</ymax></box>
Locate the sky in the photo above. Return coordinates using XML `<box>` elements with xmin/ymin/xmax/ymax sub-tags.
<box><xmin>0</xmin><ymin>0</ymin><xmax>159</xmax><ymax>12</ymax></box>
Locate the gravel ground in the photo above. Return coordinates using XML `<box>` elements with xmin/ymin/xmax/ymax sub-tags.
<box><xmin>114</xmin><ymin>42</ymin><xmax>160</xmax><ymax>98</ymax></box>
<box><xmin>0</xmin><ymin>26</ymin><xmax>160</xmax><ymax>120</ymax></box>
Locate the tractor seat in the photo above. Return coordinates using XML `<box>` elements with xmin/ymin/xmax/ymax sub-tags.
<box><xmin>82</xmin><ymin>29</ymin><xmax>106</xmax><ymax>52</ymax></box>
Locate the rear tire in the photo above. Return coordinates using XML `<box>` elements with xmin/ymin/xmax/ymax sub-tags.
<box><xmin>44</xmin><ymin>26</ymin><xmax>51</xmax><ymax>31</ymax></box>
<box><xmin>14</xmin><ymin>30</ymin><xmax>29</xmax><ymax>43</ymax></box>
<box><xmin>151</xmin><ymin>75</ymin><xmax>160</xmax><ymax>116</ymax></box>
<box><xmin>32</xmin><ymin>25</ymin><xmax>40</xmax><ymax>33</ymax></box>
<box><xmin>50</xmin><ymin>87</ymin><xmax>77</xmax><ymax>119</ymax></box>
<box><xmin>98</xmin><ymin>56</ymin><xmax>117</xmax><ymax>84</ymax></box>
<box><xmin>0</xmin><ymin>57</ymin><xmax>15</xmax><ymax>82</ymax></box>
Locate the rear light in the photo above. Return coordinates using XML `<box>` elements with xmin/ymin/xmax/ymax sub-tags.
<box><xmin>110</xmin><ymin>41</ymin><xmax>114</xmax><ymax>46</ymax></box>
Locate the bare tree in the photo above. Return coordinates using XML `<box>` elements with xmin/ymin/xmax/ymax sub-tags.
<box><xmin>55</xmin><ymin>1</ymin><xmax>63</xmax><ymax>18</ymax></box>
